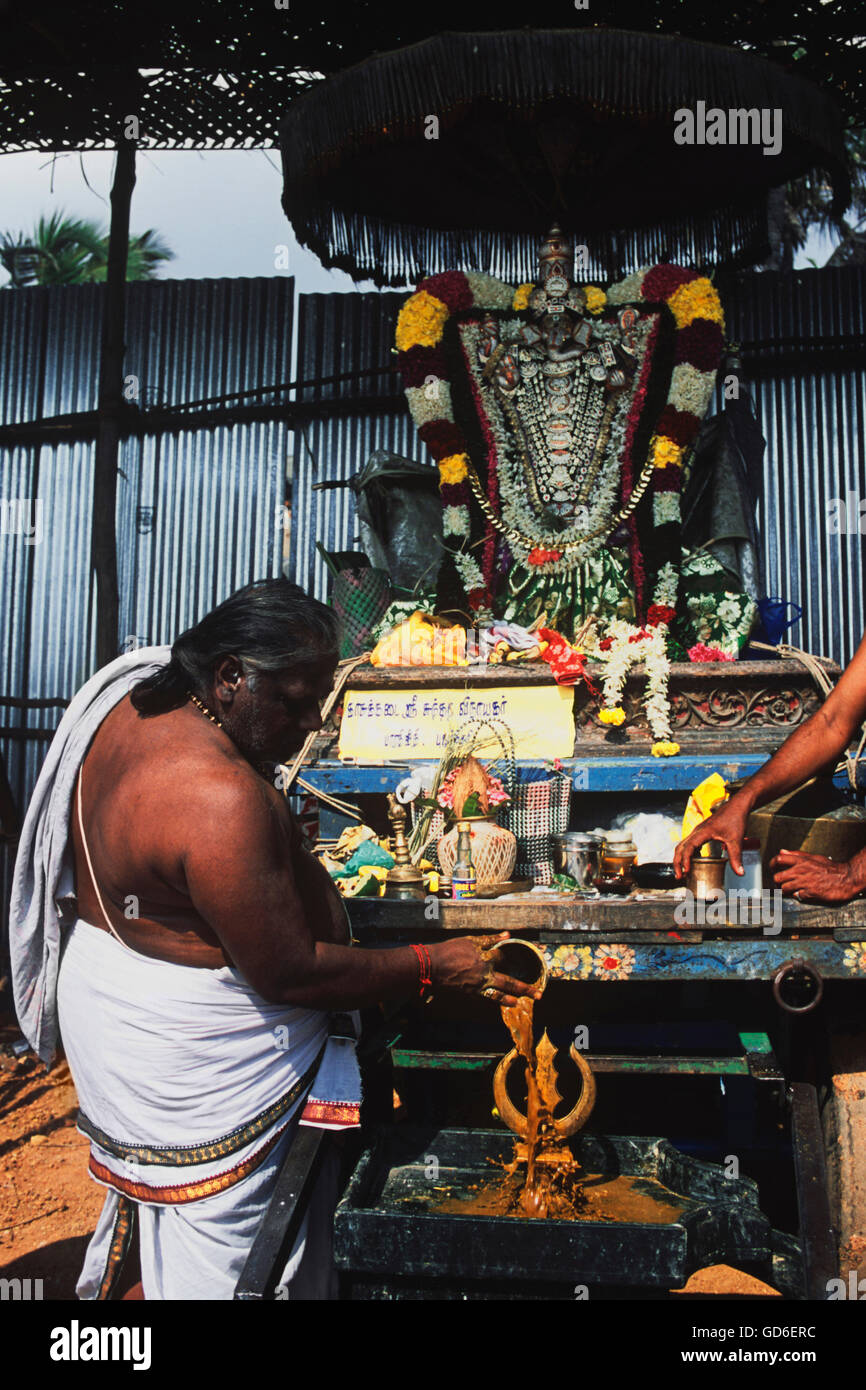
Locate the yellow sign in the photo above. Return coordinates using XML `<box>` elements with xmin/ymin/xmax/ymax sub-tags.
<box><xmin>338</xmin><ymin>685</ymin><xmax>575</xmax><ymax>760</ymax></box>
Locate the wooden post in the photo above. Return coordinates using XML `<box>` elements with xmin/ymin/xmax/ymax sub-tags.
<box><xmin>93</xmin><ymin>132</ymin><xmax>136</xmax><ymax>668</ymax></box>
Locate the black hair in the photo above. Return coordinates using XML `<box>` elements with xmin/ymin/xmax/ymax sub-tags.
<box><xmin>130</xmin><ymin>578</ymin><xmax>340</xmax><ymax>717</ymax></box>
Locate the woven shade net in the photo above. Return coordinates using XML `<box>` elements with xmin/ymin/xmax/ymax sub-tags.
<box><xmin>0</xmin><ymin>64</ymin><xmax>319</xmax><ymax>152</ymax></box>
<box><xmin>332</xmin><ymin>567</ymin><xmax>392</xmax><ymax>659</ymax></box>
<box><xmin>0</xmin><ymin>0</ymin><xmax>333</xmax><ymax>150</ymax></box>
<box><xmin>280</xmin><ymin>28</ymin><xmax>850</xmax><ymax>285</ymax></box>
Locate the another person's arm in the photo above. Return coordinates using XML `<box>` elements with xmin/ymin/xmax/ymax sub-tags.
<box><xmin>674</xmin><ymin>631</ymin><xmax>866</xmax><ymax>888</ymax></box>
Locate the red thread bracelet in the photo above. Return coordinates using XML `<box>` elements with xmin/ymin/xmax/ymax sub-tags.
<box><xmin>410</xmin><ymin>943</ymin><xmax>433</xmax><ymax>997</ymax></box>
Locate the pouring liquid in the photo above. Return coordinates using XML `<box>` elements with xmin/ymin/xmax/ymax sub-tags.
<box><xmin>497</xmin><ymin>995</ymin><xmax>587</xmax><ymax>1219</ymax></box>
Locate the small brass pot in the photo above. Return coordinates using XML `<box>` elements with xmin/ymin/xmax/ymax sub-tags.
<box><xmin>687</xmin><ymin>855</ymin><xmax>727</xmax><ymax>900</ymax></box>
<box><xmin>482</xmin><ymin>938</ymin><xmax>548</xmax><ymax>994</ymax></box>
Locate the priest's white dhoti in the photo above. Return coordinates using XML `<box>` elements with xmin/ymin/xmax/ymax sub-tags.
<box><xmin>57</xmin><ymin>918</ymin><xmax>354</xmax><ymax>1300</ymax></box>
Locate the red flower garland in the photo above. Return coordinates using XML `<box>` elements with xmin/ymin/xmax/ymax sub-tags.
<box><xmin>418</xmin><ymin>419</ymin><xmax>465</xmax><ymax>461</ymax></box>
<box><xmin>656</xmin><ymin>405</ymin><xmax>702</xmax><ymax>448</ymax></box>
<box><xmin>399</xmin><ymin>345</ymin><xmax>451</xmax><ymax>389</ymax></box>
<box><xmin>647</xmin><ymin>603</ymin><xmax>677</xmax><ymax>627</ymax></box>
<box><xmin>418</xmin><ymin>272</ymin><xmax>474</xmax><ymax>315</ymax></box>
<box><xmin>620</xmin><ymin>315</ymin><xmax>661</xmax><ymax>616</ymax></box>
<box><xmin>439</xmin><ymin>480</ymin><xmax>471</xmax><ymax>506</ymax></box>
<box><xmin>641</xmin><ymin>264</ymin><xmax>698</xmax><ymax>302</ymax></box>
<box><xmin>675</xmin><ymin>320</ymin><xmax>725</xmax><ymax>370</ymax></box>
<box><xmin>467</xmin><ymin>586</ymin><xmax>490</xmax><ymax>612</ymax></box>
<box><xmin>653</xmin><ymin>464</ymin><xmax>683</xmax><ymax>494</ymax></box>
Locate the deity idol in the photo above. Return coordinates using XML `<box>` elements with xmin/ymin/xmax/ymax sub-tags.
<box><xmin>396</xmin><ymin>228</ymin><xmax>729</xmax><ymax>642</ymax></box>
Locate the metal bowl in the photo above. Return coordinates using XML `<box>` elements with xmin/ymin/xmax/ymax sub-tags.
<box><xmin>483</xmin><ymin>938</ymin><xmax>549</xmax><ymax>993</ymax></box>
<box><xmin>631</xmin><ymin>862</ymin><xmax>679</xmax><ymax>889</ymax></box>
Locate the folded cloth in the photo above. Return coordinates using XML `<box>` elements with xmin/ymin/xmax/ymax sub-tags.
<box><xmin>300</xmin><ymin>1014</ymin><xmax>362</xmax><ymax>1130</ymax></box>
<box><xmin>9</xmin><ymin>645</ymin><xmax>172</xmax><ymax>1065</ymax></box>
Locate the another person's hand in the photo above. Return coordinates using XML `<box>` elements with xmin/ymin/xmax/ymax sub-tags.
<box><xmin>770</xmin><ymin>850</ymin><xmax>863</xmax><ymax>904</ymax></box>
<box><xmin>429</xmin><ymin>932</ymin><xmax>543</xmax><ymax>1006</ymax></box>
<box><xmin>673</xmin><ymin>795</ymin><xmax>751</xmax><ymax>879</ymax></box>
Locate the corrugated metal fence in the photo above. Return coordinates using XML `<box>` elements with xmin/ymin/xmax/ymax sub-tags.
<box><xmin>291</xmin><ymin>291</ymin><xmax>423</xmax><ymax>599</ymax></box>
<box><xmin>721</xmin><ymin>269</ymin><xmax>866</xmax><ymax>667</ymax></box>
<box><xmin>0</xmin><ymin>276</ymin><xmax>293</xmax><ymax>943</ymax></box>
<box><xmin>291</xmin><ymin>269</ymin><xmax>866</xmax><ymax>668</ymax></box>
<box><xmin>3</xmin><ymin>268</ymin><xmax>865</xmax><ymax>952</ymax></box>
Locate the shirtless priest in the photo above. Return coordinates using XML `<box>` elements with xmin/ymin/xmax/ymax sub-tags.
<box><xmin>10</xmin><ymin>579</ymin><xmax>535</xmax><ymax>1300</ymax></box>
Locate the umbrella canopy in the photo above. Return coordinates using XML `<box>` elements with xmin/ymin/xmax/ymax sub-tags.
<box><xmin>280</xmin><ymin>28</ymin><xmax>850</xmax><ymax>285</ymax></box>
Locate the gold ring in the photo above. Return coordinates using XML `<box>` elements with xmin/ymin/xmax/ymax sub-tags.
<box><xmin>482</xmin><ymin>987</ymin><xmax>498</xmax><ymax>999</ymax></box>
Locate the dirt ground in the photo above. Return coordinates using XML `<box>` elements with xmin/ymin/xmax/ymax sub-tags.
<box><xmin>0</xmin><ymin>1022</ymin><xmax>103</xmax><ymax>1300</ymax></box>
<box><xmin>0</xmin><ymin>1016</ymin><xmax>779</xmax><ymax>1301</ymax></box>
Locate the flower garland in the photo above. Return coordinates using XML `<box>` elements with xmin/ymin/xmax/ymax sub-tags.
<box><xmin>688</xmin><ymin>642</ymin><xmax>734</xmax><ymax>662</ymax></box>
<box><xmin>608</xmin><ymin>266</ymin><xmax>723</xmax><ymax>619</ymax></box>
<box><xmin>396</xmin><ymin>265</ymin><xmax>724</xmax><ymax>620</ymax></box>
<box><xmin>595</xmin><ymin>618</ymin><xmax>680</xmax><ymax>756</ymax></box>
<box><xmin>614</xmin><ymin>314</ymin><xmax>660</xmax><ymax>616</ymax></box>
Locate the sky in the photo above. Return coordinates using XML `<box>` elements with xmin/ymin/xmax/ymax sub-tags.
<box><xmin>0</xmin><ymin>148</ymin><xmax>381</xmax><ymax>292</ymax></box>
<box><xmin>0</xmin><ymin>146</ymin><xmax>837</xmax><ymax>291</ymax></box>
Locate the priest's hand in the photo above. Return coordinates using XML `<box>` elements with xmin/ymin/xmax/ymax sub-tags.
<box><xmin>430</xmin><ymin>933</ymin><xmax>543</xmax><ymax>1007</ymax></box>
<box><xmin>673</xmin><ymin>794</ymin><xmax>751</xmax><ymax>879</ymax></box>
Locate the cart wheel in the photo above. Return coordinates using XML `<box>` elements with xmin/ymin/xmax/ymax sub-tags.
<box><xmin>821</xmin><ymin>1032</ymin><xmax>866</xmax><ymax>1280</ymax></box>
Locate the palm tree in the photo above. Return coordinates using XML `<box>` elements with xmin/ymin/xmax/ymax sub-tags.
<box><xmin>0</xmin><ymin>211</ymin><xmax>174</xmax><ymax>286</ymax></box>
<box><xmin>763</xmin><ymin>128</ymin><xmax>866</xmax><ymax>271</ymax></box>
<box><xmin>90</xmin><ymin>227</ymin><xmax>176</xmax><ymax>282</ymax></box>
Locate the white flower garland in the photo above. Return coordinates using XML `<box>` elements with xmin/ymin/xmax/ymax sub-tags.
<box><xmin>452</xmin><ymin>549</ymin><xmax>484</xmax><ymax>593</ymax></box>
<box><xmin>443</xmin><ymin>505</ymin><xmax>472</xmax><ymax>540</ymax></box>
<box><xmin>668</xmin><ymin>364</ymin><xmax>718</xmax><ymax>416</ymax></box>
<box><xmin>443</xmin><ymin>505</ymin><xmax>471</xmax><ymax>537</ymax></box>
<box><xmin>597</xmin><ymin>619</ymin><xmax>674</xmax><ymax>741</ymax></box>
<box><xmin>405</xmin><ymin>381</ymin><xmax>453</xmax><ymax>426</ymax></box>
<box><xmin>463</xmin><ymin>272</ymin><xmax>516</xmax><ymax>310</ymax></box>
<box><xmin>653</xmin><ymin>492</ymin><xmax>681</xmax><ymax>526</ymax></box>
<box><xmin>654</xmin><ymin>562</ymin><xmax>679</xmax><ymax>606</ymax></box>
<box><xmin>606</xmin><ymin>270</ymin><xmax>646</xmax><ymax>305</ymax></box>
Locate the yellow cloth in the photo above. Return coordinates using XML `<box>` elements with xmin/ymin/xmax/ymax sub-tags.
<box><xmin>370</xmin><ymin>612</ymin><xmax>467</xmax><ymax>667</ymax></box>
<box><xmin>682</xmin><ymin>773</ymin><xmax>727</xmax><ymax>857</ymax></box>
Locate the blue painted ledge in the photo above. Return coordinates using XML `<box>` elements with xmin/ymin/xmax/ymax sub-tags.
<box><xmin>302</xmin><ymin>754</ymin><xmax>781</xmax><ymax>795</ymax></box>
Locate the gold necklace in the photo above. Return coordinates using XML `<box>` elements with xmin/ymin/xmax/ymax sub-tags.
<box><xmin>187</xmin><ymin>692</ymin><xmax>223</xmax><ymax>728</ymax></box>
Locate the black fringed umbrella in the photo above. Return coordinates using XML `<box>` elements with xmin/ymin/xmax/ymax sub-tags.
<box><xmin>280</xmin><ymin>27</ymin><xmax>850</xmax><ymax>286</ymax></box>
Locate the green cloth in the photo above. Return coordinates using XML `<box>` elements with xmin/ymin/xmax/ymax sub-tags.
<box><xmin>502</xmin><ymin>548</ymin><xmax>636</xmax><ymax>640</ymax></box>
<box><xmin>344</xmin><ymin>842</ymin><xmax>396</xmax><ymax>874</ymax></box>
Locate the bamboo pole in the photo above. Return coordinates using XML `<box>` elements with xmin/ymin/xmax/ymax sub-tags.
<box><xmin>93</xmin><ymin>127</ymin><xmax>136</xmax><ymax>668</ymax></box>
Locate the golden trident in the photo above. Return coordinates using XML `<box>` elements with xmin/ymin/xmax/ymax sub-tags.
<box><xmin>487</xmin><ymin>940</ymin><xmax>596</xmax><ymax>1163</ymax></box>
